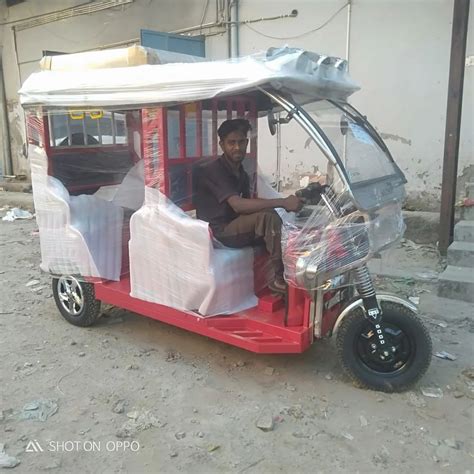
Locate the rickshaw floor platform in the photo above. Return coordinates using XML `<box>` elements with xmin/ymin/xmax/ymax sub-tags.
<box><xmin>95</xmin><ymin>275</ymin><xmax>312</xmax><ymax>354</ymax></box>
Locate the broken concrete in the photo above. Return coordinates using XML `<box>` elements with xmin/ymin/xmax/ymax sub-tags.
<box><xmin>438</xmin><ymin>266</ymin><xmax>474</xmax><ymax>304</ymax></box>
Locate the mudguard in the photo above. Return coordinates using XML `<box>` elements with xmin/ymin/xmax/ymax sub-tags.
<box><xmin>332</xmin><ymin>293</ymin><xmax>418</xmax><ymax>335</ymax></box>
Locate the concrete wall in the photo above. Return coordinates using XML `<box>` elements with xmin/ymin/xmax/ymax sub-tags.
<box><xmin>0</xmin><ymin>0</ymin><xmax>212</xmax><ymax>178</ymax></box>
<box><xmin>207</xmin><ymin>0</ymin><xmax>474</xmax><ymax>210</ymax></box>
<box><xmin>0</xmin><ymin>0</ymin><xmax>472</xmax><ymax>210</ymax></box>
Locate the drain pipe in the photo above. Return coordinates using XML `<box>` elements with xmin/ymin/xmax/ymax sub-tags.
<box><xmin>229</xmin><ymin>0</ymin><xmax>239</xmax><ymax>58</ymax></box>
<box><xmin>342</xmin><ymin>0</ymin><xmax>352</xmax><ymax>166</ymax></box>
<box><xmin>234</xmin><ymin>0</ymin><xmax>239</xmax><ymax>58</ymax></box>
<box><xmin>345</xmin><ymin>0</ymin><xmax>352</xmax><ymax>68</ymax></box>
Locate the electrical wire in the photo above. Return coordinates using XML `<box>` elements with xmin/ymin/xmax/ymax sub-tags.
<box><xmin>199</xmin><ymin>0</ymin><xmax>211</xmax><ymax>31</ymax></box>
<box><xmin>10</xmin><ymin>0</ymin><xmax>133</xmax><ymax>31</ymax></box>
<box><xmin>242</xmin><ymin>1</ymin><xmax>349</xmax><ymax>40</ymax></box>
<box><xmin>0</xmin><ymin>1</ymin><xmax>94</xmax><ymax>26</ymax></box>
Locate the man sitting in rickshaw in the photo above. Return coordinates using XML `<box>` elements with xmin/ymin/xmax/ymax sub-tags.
<box><xmin>194</xmin><ymin>119</ymin><xmax>303</xmax><ymax>293</ymax></box>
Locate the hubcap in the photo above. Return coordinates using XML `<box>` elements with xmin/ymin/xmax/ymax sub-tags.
<box><xmin>357</xmin><ymin>322</ymin><xmax>413</xmax><ymax>373</ymax></box>
<box><xmin>57</xmin><ymin>276</ymin><xmax>84</xmax><ymax>316</ymax></box>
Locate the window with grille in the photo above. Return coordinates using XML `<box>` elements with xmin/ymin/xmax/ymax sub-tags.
<box><xmin>48</xmin><ymin>111</ymin><xmax>128</xmax><ymax>147</ymax></box>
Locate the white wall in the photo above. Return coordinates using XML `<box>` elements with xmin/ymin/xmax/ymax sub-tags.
<box><xmin>0</xmin><ymin>0</ymin><xmax>211</xmax><ymax>177</ymax></box>
<box><xmin>209</xmin><ymin>0</ymin><xmax>474</xmax><ymax>210</ymax></box>
<box><xmin>1</xmin><ymin>0</ymin><xmax>472</xmax><ymax>210</ymax></box>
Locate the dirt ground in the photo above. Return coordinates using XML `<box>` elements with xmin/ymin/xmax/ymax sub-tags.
<box><xmin>0</xmin><ymin>210</ymin><xmax>473</xmax><ymax>473</ymax></box>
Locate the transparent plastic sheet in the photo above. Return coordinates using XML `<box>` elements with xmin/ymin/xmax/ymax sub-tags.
<box><xmin>281</xmin><ymin>173</ymin><xmax>406</xmax><ymax>291</ymax></box>
<box><xmin>26</xmin><ymin>105</ymin><xmax>278</xmax><ymax>316</ymax></box>
<box><xmin>273</xmin><ymin>98</ymin><xmax>407</xmax><ymax>291</ymax></box>
<box><xmin>39</xmin><ymin>45</ymin><xmax>203</xmax><ymax>72</ymax></box>
<box><xmin>19</xmin><ymin>47</ymin><xmax>359</xmax><ymax>109</ymax></box>
<box><xmin>22</xmin><ymin>47</ymin><xmax>408</xmax><ymax>315</ymax></box>
<box><xmin>127</xmin><ymin>105</ymin><xmax>275</xmax><ymax>316</ymax></box>
<box><xmin>26</xmin><ymin>110</ymin><xmax>143</xmax><ymax>281</ymax></box>
<box><xmin>128</xmin><ymin>187</ymin><xmax>258</xmax><ymax>316</ymax></box>
<box><xmin>26</xmin><ymin>98</ymin><xmax>407</xmax><ymax>312</ymax></box>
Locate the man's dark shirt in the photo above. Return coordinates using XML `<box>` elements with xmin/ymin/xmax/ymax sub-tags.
<box><xmin>194</xmin><ymin>155</ymin><xmax>250</xmax><ymax>232</ymax></box>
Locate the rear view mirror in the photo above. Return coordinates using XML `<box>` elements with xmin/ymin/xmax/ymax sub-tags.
<box><xmin>340</xmin><ymin>115</ymin><xmax>349</xmax><ymax>136</ymax></box>
<box><xmin>268</xmin><ymin>110</ymin><xmax>294</xmax><ymax>135</ymax></box>
<box><xmin>267</xmin><ymin>110</ymin><xmax>277</xmax><ymax>136</ymax></box>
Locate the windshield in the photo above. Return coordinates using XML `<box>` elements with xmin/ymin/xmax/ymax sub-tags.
<box><xmin>303</xmin><ymin>100</ymin><xmax>400</xmax><ymax>186</ymax></box>
<box><xmin>258</xmin><ymin>93</ymin><xmax>406</xmax><ymax>211</ymax></box>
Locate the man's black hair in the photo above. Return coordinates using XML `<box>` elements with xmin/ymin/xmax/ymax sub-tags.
<box><xmin>217</xmin><ymin>119</ymin><xmax>252</xmax><ymax>140</ymax></box>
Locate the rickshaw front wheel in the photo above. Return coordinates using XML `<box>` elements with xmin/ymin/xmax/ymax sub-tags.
<box><xmin>52</xmin><ymin>276</ymin><xmax>101</xmax><ymax>327</ymax></box>
<box><xmin>336</xmin><ymin>301</ymin><xmax>432</xmax><ymax>393</ymax></box>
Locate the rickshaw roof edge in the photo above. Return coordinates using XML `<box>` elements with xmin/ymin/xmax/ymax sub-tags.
<box><xmin>19</xmin><ymin>46</ymin><xmax>360</xmax><ymax>110</ymax></box>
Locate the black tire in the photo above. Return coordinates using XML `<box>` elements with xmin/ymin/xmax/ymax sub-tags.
<box><xmin>52</xmin><ymin>276</ymin><xmax>101</xmax><ymax>327</ymax></box>
<box><xmin>336</xmin><ymin>301</ymin><xmax>432</xmax><ymax>393</ymax></box>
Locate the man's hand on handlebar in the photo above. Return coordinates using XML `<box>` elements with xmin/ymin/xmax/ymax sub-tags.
<box><xmin>296</xmin><ymin>182</ymin><xmax>328</xmax><ymax>205</ymax></box>
<box><xmin>282</xmin><ymin>195</ymin><xmax>304</xmax><ymax>212</ymax></box>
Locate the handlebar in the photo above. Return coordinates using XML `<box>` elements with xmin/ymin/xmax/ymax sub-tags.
<box><xmin>296</xmin><ymin>182</ymin><xmax>356</xmax><ymax>218</ymax></box>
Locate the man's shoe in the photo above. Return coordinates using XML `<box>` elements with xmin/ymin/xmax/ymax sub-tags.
<box><xmin>268</xmin><ymin>278</ymin><xmax>287</xmax><ymax>294</ymax></box>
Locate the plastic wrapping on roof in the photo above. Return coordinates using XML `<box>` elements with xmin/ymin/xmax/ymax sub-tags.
<box><xmin>39</xmin><ymin>45</ymin><xmax>203</xmax><ymax>71</ymax></box>
<box><xmin>19</xmin><ymin>46</ymin><xmax>360</xmax><ymax>108</ymax></box>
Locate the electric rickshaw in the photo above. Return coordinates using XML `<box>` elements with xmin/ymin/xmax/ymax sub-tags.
<box><xmin>19</xmin><ymin>46</ymin><xmax>432</xmax><ymax>392</ymax></box>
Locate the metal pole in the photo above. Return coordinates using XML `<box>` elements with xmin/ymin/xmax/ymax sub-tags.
<box><xmin>276</xmin><ymin>114</ymin><xmax>281</xmax><ymax>192</ymax></box>
<box><xmin>343</xmin><ymin>0</ymin><xmax>352</xmax><ymax>166</ymax></box>
<box><xmin>0</xmin><ymin>58</ymin><xmax>12</xmax><ymax>176</ymax></box>
<box><xmin>438</xmin><ymin>0</ymin><xmax>470</xmax><ymax>255</ymax></box>
<box><xmin>345</xmin><ymin>0</ymin><xmax>352</xmax><ymax>70</ymax></box>
<box><xmin>229</xmin><ymin>0</ymin><xmax>239</xmax><ymax>58</ymax></box>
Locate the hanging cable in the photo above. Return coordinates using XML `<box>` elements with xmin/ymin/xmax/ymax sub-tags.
<box><xmin>242</xmin><ymin>2</ymin><xmax>349</xmax><ymax>40</ymax></box>
<box><xmin>199</xmin><ymin>0</ymin><xmax>211</xmax><ymax>33</ymax></box>
<box><xmin>8</xmin><ymin>0</ymin><xmax>133</xmax><ymax>31</ymax></box>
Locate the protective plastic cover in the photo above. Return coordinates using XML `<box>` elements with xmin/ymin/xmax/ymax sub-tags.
<box><xmin>39</xmin><ymin>45</ymin><xmax>203</xmax><ymax>71</ymax></box>
<box><xmin>25</xmin><ymin>107</ymin><xmax>267</xmax><ymax>317</ymax></box>
<box><xmin>19</xmin><ymin>47</ymin><xmax>359</xmax><ymax>108</ymax></box>
<box><xmin>281</xmin><ymin>187</ymin><xmax>405</xmax><ymax>290</ymax></box>
<box><xmin>22</xmin><ymin>47</ymin><xmax>405</xmax><ymax>317</ymax></box>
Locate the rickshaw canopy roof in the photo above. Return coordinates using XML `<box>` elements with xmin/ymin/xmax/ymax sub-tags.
<box><xmin>19</xmin><ymin>46</ymin><xmax>360</xmax><ymax>110</ymax></box>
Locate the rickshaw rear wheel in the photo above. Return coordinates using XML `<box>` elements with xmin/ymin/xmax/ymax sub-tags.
<box><xmin>52</xmin><ymin>276</ymin><xmax>101</xmax><ymax>327</ymax></box>
<box><xmin>336</xmin><ymin>301</ymin><xmax>432</xmax><ymax>393</ymax></box>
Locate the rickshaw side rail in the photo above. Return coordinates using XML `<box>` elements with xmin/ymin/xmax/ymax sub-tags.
<box><xmin>94</xmin><ymin>276</ymin><xmax>311</xmax><ymax>354</ymax></box>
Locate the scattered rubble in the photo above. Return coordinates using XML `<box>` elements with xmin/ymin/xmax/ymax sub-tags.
<box><xmin>112</xmin><ymin>399</ymin><xmax>127</xmax><ymax>414</ymax></box>
<box><xmin>256</xmin><ymin>410</ymin><xmax>274</xmax><ymax>432</ymax></box>
<box><xmin>434</xmin><ymin>351</ymin><xmax>457</xmax><ymax>361</ymax></box>
<box><xmin>359</xmin><ymin>415</ymin><xmax>368</xmax><ymax>427</ymax></box>
<box><xmin>421</xmin><ymin>387</ymin><xmax>443</xmax><ymax>399</ymax></box>
<box><xmin>407</xmin><ymin>392</ymin><xmax>427</xmax><ymax>408</ymax></box>
<box><xmin>116</xmin><ymin>411</ymin><xmax>163</xmax><ymax>438</ymax></box>
<box><xmin>166</xmin><ymin>351</ymin><xmax>182</xmax><ymax>362</ymax></box>
<box><xmin>19</xmin><ymin>399</ymin><xmax>58</xmax><ymax>422</ymax></box>
<box><xmin>264</xmin><ymin>367</ymin><xmax>275</xmax><ymax>376</ymax></box>
<box><xmin>2</xmin><ymin>208</ymin><xmax>33</xmax><ymax>222</ymax></box>
<box><xmin>0</xmin><ymin>443</ymin><xmax>20</xmax><ymax>469</ymax></box>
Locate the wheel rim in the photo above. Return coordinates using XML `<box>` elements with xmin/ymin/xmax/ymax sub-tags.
<box><xmin>356</xmin><ymin>322</ymin><xmax>414</xmax><ymax>374</ymax></box>
<box><xmin>57</xmin><ymin>276</ymin><xmax>84</xmax><ymax>316</ymax></box>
